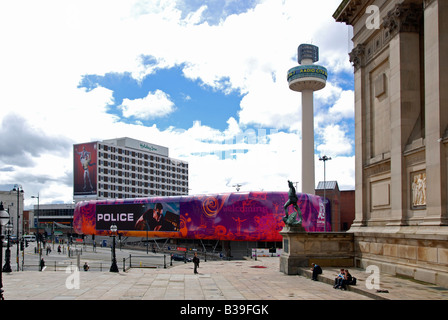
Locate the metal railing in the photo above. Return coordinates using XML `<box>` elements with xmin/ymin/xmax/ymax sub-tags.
<box><xmin>123</xmin><ymin>254</ymin><xmax>168</xmax><ymax>271</ymax></box>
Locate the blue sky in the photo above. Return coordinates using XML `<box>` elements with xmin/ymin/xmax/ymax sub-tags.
<box><xmin>0</xmin><ymin>0</ymin><xmax>355</xmax><ymax>206</ymax></box>
<box><xmin>78</xmin><ymin>66</ymin><xmax>244</xmax><ymax>131</ymax></box>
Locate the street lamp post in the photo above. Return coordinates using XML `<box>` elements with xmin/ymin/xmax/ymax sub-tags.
<box><xmin>31</xmin><ymin>194</ymin><xmax>41</xmax><ymax>268</ymax></box>
<box><xmin>319</xmin><ymin>155</ymin><xmax>332</xmax><ymax>232</ymax></box>
<box><xmin>11</xmin><ymin>184</ymin><xmax>23</xmax><ymax>271</ymax></box>
<box><xmin>109</xmin><ymin>224</ymin><xmax>119</xmax><ymax>272</ymax></box>
<box><xmin>1</xmin><ymin>202</ymin><xmax>11</xmax><ymax>300</ymax></box>
<box><xmin>2</xmin><ymin>222</ymin><xmax>13</xmax><ymax>273</ymax></box>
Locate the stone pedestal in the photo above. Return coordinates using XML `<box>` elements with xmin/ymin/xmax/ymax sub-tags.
<box><xmin>279</xmin><ymin>226</ymin><xmax>354</xmax><ymax>275</ymax></box>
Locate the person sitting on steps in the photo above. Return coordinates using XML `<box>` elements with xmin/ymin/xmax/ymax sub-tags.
<box><xmin>334</xmin><ymin>269</ymin><xmax>345</xmax><ymax>289</ymax></box>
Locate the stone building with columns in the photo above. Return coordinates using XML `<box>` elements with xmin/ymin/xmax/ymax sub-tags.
<box><xmin>334</xmin><ymin>0</ymin><xmax>448</xmax><ymax>286</ymax></box>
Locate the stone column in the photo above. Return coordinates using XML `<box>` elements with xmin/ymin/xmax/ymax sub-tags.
<box><xmin>384</xmin><ymin>3</ymin><xmax>423</xmax><ymax>226</ymax></box>
<box><xmin>423</xmin><ymin>0</ymin><xmax>448</xmax><ymax>226</ymax></box>
<box><xmin>302</xmin><ymin>89</ymin><xmax>315</xmax><ymax>195</ymax></box>
<box><xmin>349</xmin><ymin>44</ymin><xmax>367</xmax><ymax>229</ymax></box>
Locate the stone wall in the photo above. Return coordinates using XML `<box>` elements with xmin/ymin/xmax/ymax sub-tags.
<box><xmin>353</xmin><ymin>229</ymin><xmax>448</xmax><ymax>287</ymax></box>
<box><xmin>279</xmin><ymin>227</ymin><xmax>354</xmax><ymax>275</ymax></box>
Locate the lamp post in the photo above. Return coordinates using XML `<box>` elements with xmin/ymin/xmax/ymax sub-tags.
<box><xmin>1</xmin><ymin>202</ymin><xmax>11</xmax><ymax>300</ymax></box>
<box><xmin>109</xmin><ymin>224</ymin><xmax>119</xmax><ymax>272</ymax></box>
<box><xmin>31</xmin><ymin>194</ymin><xmax>41</xmax><ymax>266</ymax></box>
<box><xmin>319</xmin><ymin>155</ymin><xmax>332</xmax><ymax>232</ymax></box>
<box><xmin>11</xmin><ymin>184</ymin><xmax>23</xmax><ymax>271</ymax></box>
<box><xmin>2</xmin><ymin>222</ymin><xmax>13</xmax><ymax>273</ymax></box>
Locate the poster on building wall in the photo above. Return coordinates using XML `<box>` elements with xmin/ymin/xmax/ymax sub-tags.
<box><xmin>95</xmin><ymin>202</ymin><xmax>180</xmax><ymax>232</ymax></box>
<box><xmin>74</xmin><ymin>192</ymin><xmax>331</xmax><ymax>240</ymax></box>
<box><xmin>73</xmin><ymin>142</ymin><xmax>98</xmax><ymax>196</ymax></box>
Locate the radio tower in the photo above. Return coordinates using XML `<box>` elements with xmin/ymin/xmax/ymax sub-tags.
<box><xmin>287</xmin><ymin>44</ymin><xmax>327</xmax><ymax>194</ymax></box>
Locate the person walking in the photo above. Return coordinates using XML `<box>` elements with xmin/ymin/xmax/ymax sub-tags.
<box><xmin>40</xmin><ymin>258</ymin><xmax>45</xmax><ymax>271</ymax></box>
<box><xmin>193</xmin><ymin>252</ymin><xmax>200</xmax><ymax>274</ymax></box>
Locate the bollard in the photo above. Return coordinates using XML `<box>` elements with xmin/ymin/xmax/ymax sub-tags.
<box><xmin>164</xmin><ymin>255</ymin><xmax>166</xmax><ymax>269</ymax></box>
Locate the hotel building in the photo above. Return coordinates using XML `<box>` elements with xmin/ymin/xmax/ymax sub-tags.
<box><xmin>73</xmin><ymin>137</ymin><xmax>189</xmax><ymax>202</ymax></box>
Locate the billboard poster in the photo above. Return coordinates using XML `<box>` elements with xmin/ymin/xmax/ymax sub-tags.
<box><xmin>74</xmin><ymin>192</ymin><xmax>331</xmax><ymax>241</ymax></box>
<box><xmin>73</xmin><ymin>142</ymin><xmax>98</xmax><ymax>196</ymax></box>
<box><xmin>96</xmin><ymin>202</ymin><xmax>180</xmax><ymax>232</ymax></box>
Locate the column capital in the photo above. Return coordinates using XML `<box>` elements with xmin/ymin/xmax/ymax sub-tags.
<box><xmin>383</xmin><ymin>3</ymin><xmax>423</xmax><ymax>35</ymax></box>
<box><xmin>349</xmin><ymin>44</ymin><xmax>365</xmax><ymax>71</ymax></box>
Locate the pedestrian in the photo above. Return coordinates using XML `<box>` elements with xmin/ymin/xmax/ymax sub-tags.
<box><xmin>58</xmin><ymin>245</ymin><xmax>61</xmax><ymax>254</ymax></box>
<box><xmin>340</xmin><ymin>269</ymin><xmax>353</xmax><ymax>290</ymax></box>
<box><xmin>334</xmin><ymin>269</ymin><xmax>345</xmax><ymax>289</ymax></box>
<box><xmin>83</xmin><ymin>262</ymin><xmax>90</xmax><ymax>271</ymax></box>
<box><xmin>311</xmin><ymin>263</ymin><xmax>322</xmax><ymax>281</ymax></box>
<box><xmin>40</xmin><ymin>258</ymin><xmax>45</xmax><ymax>271</ymax></box>
<box><xmin>193</xmin><ymin>252</ymin><xmax>200</xmax><ymax>274</ymax></box>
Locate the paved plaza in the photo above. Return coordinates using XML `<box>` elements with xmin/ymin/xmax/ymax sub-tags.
<box><xmin>2</xmin><ymin>254</ymin><xmax>448</xmax><ymax>301</ymax></box>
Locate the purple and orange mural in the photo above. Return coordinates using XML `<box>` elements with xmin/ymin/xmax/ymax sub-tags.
<box><xmin>73</xmin><ymin>191</ymin><xmax>331</xmax><ymax>242</ymax></box>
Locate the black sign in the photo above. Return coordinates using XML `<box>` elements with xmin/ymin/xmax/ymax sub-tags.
<box><xmin>96</xmin><ymin>202</ymin><xmax>180</xmax><ymax>232</ymax></box>
<box><xmin>96</xmin><ymin>203</ymin><xmax>145</xmax><ymax>231</ymax></box>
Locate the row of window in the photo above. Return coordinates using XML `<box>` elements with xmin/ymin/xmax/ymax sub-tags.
<box><xmin>99</xmin><ymin>189</ymin><xmax>188</xmax><ymax>199</ymax></box>
<box><xmin>98</xmin><ymin>144</ymin><xmax>188</xmax><ymax>167</ymax></box>
<box><xmin>98</xmin><ymin>158</ymin><xmax>188</xmax><ymax>174</ymax></box>
<box><xmin>98</xmin><ymin>181</ymin><xmax>187</xmax><ymax>190</ymax></box>
<box><xmin>34</xmin><ymin>209</ymin><xmax>74</xmax><ymax>217</ymax></box>
<box><xmin>98</xmin><ymin>176</ymin><xmax>187</xmax><ymax>185</ymax></box>
<box><xmin>98</xmin><ymin>167</ymin><xmax>187</xmax><ymax>179</ymax></box>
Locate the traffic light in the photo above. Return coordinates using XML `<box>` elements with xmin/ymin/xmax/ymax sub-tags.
<box><xmin>20</xmin><ymin>240</ymin><xmax>24</xmax><ymax>251</ymax></box>
<box><xmin>25</xmin><ymin>240</ymin><xmax>29</xmax><ymax>247</ymax></box>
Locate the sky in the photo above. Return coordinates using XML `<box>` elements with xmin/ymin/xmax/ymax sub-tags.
<box><xmin>0</xmin><ymin>0</ymin><xmax>355</xmax><ymax>208</ymax></box>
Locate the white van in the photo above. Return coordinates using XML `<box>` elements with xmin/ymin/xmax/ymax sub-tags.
<box><xmin>23</xmin><ymin>235</ymin><xmax>36</xmax><ymax>242</ymax></box>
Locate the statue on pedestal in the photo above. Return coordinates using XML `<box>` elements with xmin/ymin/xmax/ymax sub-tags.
<box><xmin>283</xmin><ymin>180</ymin><xmax>303</xmax><ymax>226</ymax></box>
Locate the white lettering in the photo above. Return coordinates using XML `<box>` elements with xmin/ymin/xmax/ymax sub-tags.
<box><xmin>97</xmin><ymin>213</ymin><xmax>134</xmax><ymax>222</ymax></box>
<box><xmin>180</xmin><ymin>304</ymin><xmax>214</xmax><ymax>317</ymax></box>
<box><xmin>65</xmin><ymin>265</ymin><xmax>80</xmax><ymax>290</ymax></box>
<box><xmin>366</xmin><ymin>5</ymin><xmax>380</xmax><ymax>30</ymax></box>
<box><xmin>224</xmin><ymin>305</ymin><xmax>269</xmax><ymax>315</ymax></box>
<box><xmin>366</xmin><ymin>265</ymin><xmax>380</xmax><ymax>290</ymax></box>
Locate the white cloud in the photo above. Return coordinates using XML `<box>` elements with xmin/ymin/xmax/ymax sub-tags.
<box><xmin>0</xmin><ymin>0</ymin><xmax>356</xmax><ymax>206</ymax></box>
<box><xmin>328</xmin><ymin>90</ymin><xmax>355</xmax><ymax>120</ymax></box>
<box><xmin>315</xmin><ymin>155</ymin><xmax>355</xmax><ymax>190</ymax></box>
<box><xmin>317</xmin><ymin>124</ymin><xmax>353</xmax><ymax>156</ymax></box>
<box><xmin>119</xmin><ymin>89</ymin><xmax>176</xmax><ymax>119</ymax></box>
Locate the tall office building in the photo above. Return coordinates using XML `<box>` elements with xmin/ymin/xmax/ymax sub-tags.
<box><xmin>73</xmin><ymin>137</ymin><xmax>189</xmax><ymax>201</ymax></box>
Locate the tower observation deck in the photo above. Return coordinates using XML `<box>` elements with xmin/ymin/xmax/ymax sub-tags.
<box><xmin>287</xmin><ymin>44</ymin><xmax>327</xmax><ymax>194</ymax></box>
